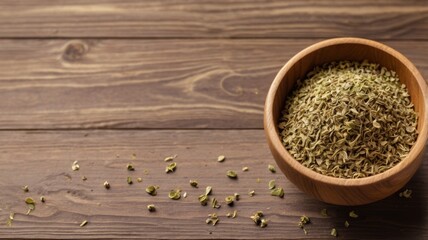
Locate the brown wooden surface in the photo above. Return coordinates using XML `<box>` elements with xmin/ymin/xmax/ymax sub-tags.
<box><xmin>0</xmin><ymin>0</ymin><xmax>427</xmax><ymax>239</ymax></box>
<box><xmin>0</xmin><ymin>39</ymin><xmax>426</xmax><ymax>129</ymax></box>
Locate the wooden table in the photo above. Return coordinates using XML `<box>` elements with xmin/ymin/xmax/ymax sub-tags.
<box><xmin>0</xmin><ymin>1</ymin><xmax>427</xmax><ymax>239</ymax></box>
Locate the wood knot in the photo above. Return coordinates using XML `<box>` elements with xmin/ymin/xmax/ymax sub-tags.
<box><xmin>63</xmin><ymin>41</ymin><xmax>88</xmax><ymax>61</ymax></box>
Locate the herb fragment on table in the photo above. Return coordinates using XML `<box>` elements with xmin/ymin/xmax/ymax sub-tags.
<box><xmin>399</xmin><ymin>189</ymin><xmax>412</xmax><ymax>198</ymax></box>
<box><xmin>126</xmin><ymin>163</ymin><xmax>135</xmax><ymax>171</ymax></box>
<box><xmin>242</xmin><ymin>166</ymin><xmax>249</xmax><ymax>172</ymax></box>
<box><xmin>198</xmin><ymin>194</ymin><xmax>209</xmax><ymax>206</ymax></box>
<box><xmin>205</xmin><ymin>186</ymin><xmax>212</xmax><ymax>195</ymax></box>
<box><xmin>103</xmin><ymin>181</ymin><xmax>110</xmax><ymax>189</ymax></box>
<box><xmin>248</xmin><ymin>190</ymin><xmax>255</xmax><ymax>196</ymax></box>
<box><xmin>127</xmin><ymin>176</ymin><xmax>133</xmax><ymax>185</ymax></box>
<box><xmin>147</xmin><ymin>204</ymin><xmax>156</xmax><ymax>212</ymax></box>
<box><xmin>22</xmin><ymin>185</ymin><xmax>29</xmax><ymax>192</ymax></box>
<box><xmin>227</xmin><ymin>210</ymin><xmax>238</xmax><ymax>218</ymax></box>
<box><xmin>234</xmin><ymin>193</ymin><xmax>240</xmax><ymax>201</ymax></box>
<box><xmin>168</xmin><ymin>189</ymin><xmax>181</xmax><ymax>200</ymax></box>
<box><xmin>225</xmin><ymin>196</ymin><xmax>234</xmax><ymax>206</ymax></box>
<box><xmin>321</xmin><ymin>208</ymin><xmax>328</xmax><ymax>216</ymax></box>
<box><xmin>40</xmin><ymin>196</ymin><xmax>45</xmax><ymax>203</ymax></box>
<box><xmin>217</xmin><ymin>155</ymin><xmax>225</xmax><ymax>162</ymax></box>
<box><xmin>345</xmin><ymin>220</ymin><xmax>350</xmax><ymax>228</ymax></box>
<box><xmin>331</xmin><ymin>228</ymin><xmax>338</xmax><ymax>237</ymax></box>
<box><xmin>268</xmin><ymin>164</ymin><xmax>276</xmax><ymax>173</ymax></box>
<box><xmin>25</xmin><ymin>197</ymin><xmax>36</xmax><ymax>215</ymax></box>
<box><xmin>226</xmin><ymin>170</ymin><xmax>237</xmax><ymax>179</ymax></box>
<box><xmin>268</xmin><ymin>180</ymin><xmax>276</xmax><ymax>190</ymax></box>
<box><xmin>72</xmin><ymin>161</ymin><xmax>80</xmax><ymax>171</ymax></box>
<box><xmin>189</xmin><ymin>180</ymin><xmax>198</xmax><ymax>188</ymax></box>
<box><xmin>6</xmin><ymin>212</ymin><xmax>14</xmax><ymax>227</ymax></box>
<box><xmin>165</xmin><ymin>162</ymin><xmax>177</xmax><ymax>173</ymax></box>
<box><xmin>271</xmin><ymin>187</ymin><xmax>284</xmax><ymax>198</ymax></box>
<box><xmin>206</xmin><ymin>213</ymin><xmax>219</xmax><ymax>226</ymax></box>
<box><xmin>349</xmin><ymin>210</ymin><xmax>358</xmax><ymax>218</ymax></box>
<box><xmin>82</xmin><ymin>176</ymin><xmax>87</xmax><ymax>181</ymax></box>
<box><xmin>260</xmin><ymin>218</ymin><xmax>268</xmax><ymax>228</ymax></box>
<box><xmin>211</xmin><ymin>198</ymin><xmax>221</xmax><ymax>209</ymax></box>
<box><xmin>146</xmin><ymin>185</ymin><xmax>158</xmax><ymax>196</ymax></box>
<box><xmin>137</xmin><ymin>177</ymin><xmax>142</xmax><ymax>183</ymax></box>
<box><xmin>183</xmin><ymin>192</ymin><xmax>187</xmax><ymax>198</ymax></box>
<box><xmin>80</xmin><ymin>220</ymin><xmax>88</xmax><ymax>227</ymax></box>
<box><xmin>298</xmin><ymin>215</ymin><xmax>310</xmax><ymax>228</ymax></box>
<box><xmin>164</xmin><ymin>154</ymin><xmax>177</xmax><ymax>162</ymax></box>
<box><xmin>251</xmin><ymin>211</ymin><xmax>268</xmax><ymax>228</ymax></box>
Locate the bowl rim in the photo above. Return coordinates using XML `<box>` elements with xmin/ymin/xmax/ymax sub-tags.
<box><xmin>264</xmin><ymin>37</ymin><xmax>428</xmax><ymax>187</ymax></box>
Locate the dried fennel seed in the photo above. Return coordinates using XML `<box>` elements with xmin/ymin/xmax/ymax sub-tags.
<box><xmin>217</xmin><ymin>155</ymin><xmax>226</xmax><ymax>162</ymax></box>
<box><xmin>40</xmin><ymin>196</ymin><xmax>46</xmax><ymax>203</ymax></box>
<box><xmin>80</xmin><ymin>220</ymin><xmax>88</xmax><ymax>227</ymax></box>
<box><xmin>226</xmin><ymin>170</ymin><xmax>237</xmax><ymax>179</ymax></box>
<box><xmin>72</xmin><ymin>161</ymin><xmax>80</xmax><ymax>171</ymax></box>
<box><xmin>271</xmin><ymin>187</ymin><xmax>284</xmax><ymax>198</ymax></box>
<box><xmin>298</xmin><ymin>215</ymin><xmax>310</xmax><ymax>228</ymax></box>
<box><xmin>248</xmin><ymin>190</ymin><xmax>255</xmax><ymax>196</ymax></box>
<box><xmin>331</xmin><ymin>228</ymin><xmax>338</xmax><ymax>237</ymax></box>
<box><xmin>146</xmin><ymin>185</ymin><xmax>158</xmax><ymax>196</ymax></box>
<box><xmin>211</xmin><ymin>198</ymin><xmax>221</xmax><ymax>209</ymax></box>
<box><xmin>103</xmin><ymin>181</ymin><xmax>110</xmax><ymax>189</ymax></box>
<box><xmin>349</xmin><ymin>210</ymin><xmax>359</xmax><ymax>218</ymax></box>
<box><xmin>22</xmin><ymin>185</ymin><xmax>29</xmax><ymax>192</ymax></box>
<box><xmin>268</xmin><ymin>164</ymin><xmax>276</xmax><ymax>173</ymax></box>
<box><xmin>198</xmin><ymin>194</ymin><xmax>209</xmax><ymax>206</ymax></box>
<box><xmin>126</xmin><ymin>163</ymin><xmax>135</xmax><ymax>171</ymax></box>
<box><xmin>6</xmin><ymin>212</ymin><xmax>14</xmax><ymax>227</ymax></box>
<box><xmin>25</xmin><ymin>197</ymin><xmax>36</xmax><ymax>215</ymax></box>
<box><xmin>189</xmin><ymin>180</ymin><xmax>198</xmax><ymax>188</ymax></box>
<box><xmin>165</xmin><ymin>162</ymin><xmax>177</xmax><ymax>173</ymax></box>
<box><xmin>279</xmin><ymin>60</ymin><xmax>418</xmax><ymax>179</ymax></box>
<box><xmin>344</xmin><ymin>220</ymin><xmax>350</xmax><ymax>228</ymax></box>
<box><xmin>320</xmin><ymin>208</ymin><xmax>328</xmax><ymax>216</ymax></box>
<box><xmin>168</xmin><ymin>189</ymin><xmax>181</xmax><ymax>200</ymax></box>
<box><xmin>205</xmin><ymin>186</ymin><xmax>212</xmax><ymax>195</ymax></box>
<box><xmin>147</xmin><ymin>204</ymin><xmax>156</xmax><ymax>212</ymax></box>
<box><xmin>268</xmin><ymin>180</ymin><xmax>276</xmax><ymax>190</ymax></box>
<box><xmin>242</xmin><ymin>166</ymin><xmax>249</xmax><ymax>172</ymax></box>
<box><xmin>127</xmin><ymin>176</ymin><xmax>133</xmax><ymax>185</ymax></box>
<box><xmin>251</xmin><ymin>211</ymin><xmax>268</xmax><ymax>228</ymax></box>
<box><xmin>206</xmin><ymin>213</ymin><xmax>219</xmax><ymax>226</ymax></box>
<box><xmin>399</xmin><ymin>189</ymin><xmax>412</xmax><ymax>198</ymax></box>
<box><xmin>164</xmin><ymin>154</ymin><xmax>177</xmax><ymax>162</ymax></box>
<box><xmin>234</xmin><ymin>193</ymin><xmax>240</xmax><ymax>201</ymax></box>
<box><xmin>225</xmin><ymin>196</ymin><xmax>234</xmax><ymax>206</ymax></box>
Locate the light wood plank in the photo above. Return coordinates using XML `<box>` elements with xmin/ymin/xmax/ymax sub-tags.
<box><xmin>0</xmin><ymin>130</ymin><xmax>426</xmax><ymax>239</ymax></box>
<box><xmin>0</xmin><ymin>0</ymin><xmax>426</xmax><ymax>39</ymax></box>
<box><xmin>0</xmin><ymin>39</ymin><xmax>426</xmax><ymax>129</ymax></box>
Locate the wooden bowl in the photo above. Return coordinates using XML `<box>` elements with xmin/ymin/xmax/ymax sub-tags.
<box><xmin>264</xmin><ymin>38</ymin><xmax>428</xmax><ymax>206</ymax></box>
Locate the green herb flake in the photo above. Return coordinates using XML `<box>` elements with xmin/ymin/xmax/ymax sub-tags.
<box><xmin>349</xmin><ymin>210</ymin><xmax>358</xmax><ymax>218</ymax></box>
<box><xmin>226</xmin><ymin>170</ymin><xmax>237</xmax><ymax>179</ymax></box>
<box><xmin>6</xmin><ymin>212</ymin><xmax>14</xmax><ymax>227</ymax></box>
<box><xmin>80</xmin><ymin>220</ymin><xmax>88</xmax><ymax>227</ymax></box>
<box><xmin>126</xmin><ymin>163</ymin><xmax>135</xmax><ymax>171</ymax></box>
<box><xmin>211</xmin><ymin>198</ymin><xmax>221</xmax><ymax>209</ymax></box>
<box><xmin>268</xmin><ymin>180</ymin><xmax>276</xmax><ymax>190</ymax></box>
<box><xmin>198</xmin><ymin>194</ymin><xmax>209</xmax><ymax>206</ymax></box>
<box><xmin>147</xmin><ymin>204</ymin><xmax>156</xmax><ymax>212</ymax></box>
<box><xmin>345</xmin><ymin>220</ymin><xmax>350</xmax><ymax>228</ymax></box>
<box><xmin>320</xmin><ymin>208</ymin><xmax>328</xmax><ymax>216</ymax></box>
<box><xmin>399</xmin><ymin>189</ymin><xmax>412</xmax><ymax>198</ymax></box>
<box><xmin>168</xmin><ymin>189</ymin><xmax>181</xmax><ymax>200</ymax></box>
<box><xmin>225</xmin><ymin>196</ymin><xmax>234</xmax><ymax>206</ymax></box>
<box><xmin>331</xmin><ymin>228</ymin><xmax>338</xmax><ymax>237</ymax></box>
<box><xmin>165</xmin><ymin>162</ymin><xmax>177</xmax><ymax>173</ymax></box>
<box><xmin>268</xmin><ymin>164</ymin><xmax>276</xmax><ymax>173</ymax></box>
<box><xmin>25</xmin><ymin>197</ymin><xmax>35</xmax><ymax>205</ymax></box>
<box><xmin>260</xmin><ymin>218</ymin><xmax>268</xmax><ymax>228</ymax></box>
<box><xmin>72</xmin><ymin>161</ymin><xmax>80</xmax><ymax>171</ymax></box>
<box><xmin>271</xmin><ymin>187</ymin><xmax>284</xmax><ymax>198</ymax></box>
<box><xmin>205</xmin><ymin>186</ymin><xmax>212</xmax><ymax>195</ymax></box>
<box><xmin>217</xmin><ymin>155</ymin><xmax>225</xmax><ymax>162</ymax></box>
<box><xmin>251</xmin><ymin>211</ymin><xmax>267</xmax><ymax>228</ymax></box>
<box><xmin>206</xmin><ymin>213</ymin><xmax>219</xmax><ymax>226</ymax></box>
<box><xmin>146</xmin><ymin>185</ymin><xmax>158</xmax><ymax>196</ymax></box>
<box><xmin>231</xmin><ymin>210</ymin><xmax>237</xmax><ymax>218</ymax></box>
<box><xmin>189</xmin><ymin>180</ymin><xmax>198</xmax><ymax>188</ymax></box>
<box><xmin>164</xmin><ymin>154</ymin><xmax>177</xmax><ymax>162</ymax></box>
<box><xmin>127</xmin><ymin>176</ymin><xmax>133</xmax><ymax>185</ymax></box>
<box><xmin>298</xmin><ymin>215</ymin><xmax>310</xmax><ymax>228</ymax></box>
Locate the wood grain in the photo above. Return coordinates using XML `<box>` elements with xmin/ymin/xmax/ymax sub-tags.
<box><xmin>0</xmin><ymin>130</ymin><xmax>426</xmax><ymax>239</ymax></box>
<box><xmin>0</xmin><ymin>39</ymin><xmax>426</xmax><ymax>129</ymax></box>
<box><xmin>0</xmin><ymin>0</ymin><xmax>427</xmax><ymax>39</ymax></box>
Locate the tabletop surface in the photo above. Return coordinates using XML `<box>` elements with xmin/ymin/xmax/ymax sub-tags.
<box><xmin>0</xmin><ymin>1</ymin><xmax>427</xmax><ymax>239</ymax></box>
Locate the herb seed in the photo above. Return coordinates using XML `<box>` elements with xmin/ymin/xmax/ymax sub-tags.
<box><xmin>225</xmin><ymin>196</ymin><xmax>234</xmax><ymax>206</ymax></box>
<box><xmin>147</xmin><ymin>204</ymin><xmax>156</xmax><ymax>212</ymax></box>
<box><xmin>271</xmin><ymin>187</ymin><xmax>284</xmax><ymax>198</ymax></box>
<box><xmin>226</xmin><ymin>170</ymin><xmax>237</xmax><ymax>179</ymax></box>
<box><xmin>217</xmin><ymin>155</ymin><xmax>225</xmax><ymax>162</ymax></box>
<box><xmin>242</xmin><ymin>166</ymin><xmax>249</xmax><ymax>171</ymax></box>
<box><xmin>72</xmin><ymin>161</ymin><xmax>80</xmax><ymax>171</ymax></box>
<box><xmin>126</xmin><ymin>163</ymin><xmax>135</xmax><ymax>171</ymax></box>
<box><xmin>349</xmin><ymin>210</ymin><xmax>358</xmax><ymax>218</ymax></box>
<box><xmin>268</xmin><ymin>180</ymin><xmax>276</xmax><ymax>190</ymax></box>
<box><xmin>165</xmin><ymin>162</ymin><xmax>177</xmax><ymax>173</ymax></box>
<box><xmin>331</xmin><ymin>228</ymin><xmax>338</xmax><ymax>237</ymax></box>
<box><xmin>146</xmin><ymin>185</ymin><xmax>158</xmax><ymax>196</ymax></box>
<box><xmin>205</xmin><ymin>186</ymin><xmax>212</xmax><ymax>195</ymax></box>
<box><xmin>80</xmin><ymin>220</ymin><xmax>88</xmax><ymax>227</ymax></box>
<box><xmin>198</xmin><ymin>194</ymin><xmax>209</xmax><ymax>206</ymax></box>
<box><xmin>189</xmin><ymin>180</ymin><xmax>198</xmax><ymax>188</ymax></box>
<box><xmin>103</xmin><ymin>181</ymin><xmax>110</xmax><ymax>189</ymax></box>
<box><xmin>399</xmin><ymin>189</ymin><xmax>412</xmax><ymax>198</ymax></box>
<box><xmin>127</xmin><ymin>176</ymin><xmax>133</xmax><ymax>185</ymax></box>
<box><xmin>22</xmin><ymin>185</ymin><xmax>29</xmax><ymax>192</ymax></box>
<box><xmin>168</xmin><ymin>189</ymin><xmax>181</xmax><ymax>200</ymax></box>
<box><xmin>268</xmin><ymin>164</ymin><xmax>276</xmax><ymax>173</ymax></box>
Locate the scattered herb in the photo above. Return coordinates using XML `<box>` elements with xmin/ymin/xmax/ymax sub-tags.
<box><xmin>248</xmin><ymin>190</ymin><xmax>255</xmax><ymax>196</ymax></box>
<box><xmin>25</xmin><ymin>197</ymin><xmax>36</xmax><ymax>215</ymax></box>
<box><xmin>80</xmin><ymin>220</ymin><xmax>88</xmax><ymax>227</ymax></box>
<box><xmin>6</xmin><ymin>212</ymin><xmax>14</xmax><ymax>227</ymax></box>
<box><xmin>268</xmin><ymin>180</ymin><xmax>276</xmax><ymax>190</ymax></box>
<box><xmin>225</xmin><ymin>196</ymin><xmax>234</xmax><ymax>206</ymax></box>
<box><xmin>137</xmin><ymin>177</ymin><xmax>142</xmax><ymax>183</ymax></box>
<box><xmin>226</xmin><ymin>170</ymin><xmax>237</xmax><ymax>179</ymax></box>
<box><xmin>126</xmin><ymin>163</ymin><xmax>135</xmax><ymax>171</ymax></box>
<box><xmin>271</xmin><ymin>187</ymin><xmax>284</xmax><ymax>198</ymax></box>
<box><xmin>217</xmin><ymin>155</ymin><xmax>225</xmax><ymax>162</ymax></box>
<box><xmin>25</xmin><ymin>197</ymin><xmax>35</xmax><ymax>204</ymax></box>
<box><xmin>211</xmin><ymin>198</ymin><xmax>221</xmax><ymax>209</ymax></box>
<box><xmin>189</xmin><ymin>180</ymin><xmax>198</xmax><ymax>188</ymax></box>
<box><xmin>349</xmin><ymin>210</ymin><xmax>358</xmax><ymax>218</ymax></box>
<box><xmin>260</xmin><ymin>218</ymin><xmax>268</xmax><ymax>228</ymax></box>
<box><xmin>345</xmin><ymin>220</ymin><xmax>350</xmax><ymax>228</ymax></box>
<box><xmin>234</xmin><ymin>193</ymin><xmax>240</xmax><ymax>201</ymax></box>
<box><xmin>183</xmin><ymin>192</ymin><xmax>187</xmax><ymax>198</ymax></box>
<box><xmin>165</xmin><ymin>162</ymin><xmax>177</xmax><ymax>173</ymax></box>
<box><xmin>146</xmin><ymin>185</ymin><xmax>158</xmax><ymax>196</ymax></box>
<box><xmin>298</xmin><ymin>215</ymin><xmax>310</xmax><ymax>228</ymax></box>
<box><xmin>82</xmin><ymin>176</ymin><xmax>87</xmax><ymax>181</ymax></box>
<box><xmin>331</xmin><ymin>228</ymin><xmax>338</xmax><ymax>237</ymax></box>
<box><xmin>40</xmin><ymin>196</ymin><xmax>45</xmax><ymax>203</ymax></box>
<box><xmin>127</xmin><ymin>176</ymin><xmax>133</xmax><ymax>185</ymax></box>
<box><xmin>205</xmin><ymin>186</ymin><xmax>212</xmax><ymax>195</ymax></box>
<box><xmin>268</xmin><ymin>164</ymin><xmax>276</xmax><ymax>173</ymax></box>
<box><xmin>206</xmin><ymin>213</ymin><xmax>219</xmax><ymax>226</ymax></box>
<box><xmin>22</xmin><ymin>185</ymin><xmax>29</xmax><ymax>192</ymax></box>
<box><xmin>242</xmin><ymin>166</ymin><xmax>249</xmax><ymax>172</ymax></box>
<box><xmin>147</xmin><ymin>204</ymin><xmax>156</xmax><ymax>212</ymax></box>
<box><xmin>72</xmin><ymin>161</ymin><xmax>80</xmax><ymax>171</ymax></box>
<box><xmin>198</xmin><ymin>194</ymin><xmax>209</xmax><ymax>206</ymax></box>
<box><xmin>227</xmin><ymin>210</ymin><xmax>238</xmax><ymax>218</ymax></box>
<box><xmin>168</xmin><ymin>189</ymin><xmax>181</xmax><ymax>200</ymax></box>
<box><xmin>399</xmin><ymin>189</ymin><xmax>412</xmax><ymax>198</ymax></box>
<box><xmin>251</xmin><ymin>211</ymin><xmax>268</xmax><ymax>228</ymax></box>
<box><xmin>164</xmin><ymin>154</ymin><xmax>177</xmax><ymax>162</ymax></box>
<box><xmin>321</xmin><ymin>208</ymin><xmax>328</xmax><ymax>216</ymax></box>
<box><xmin>103</xmin><ymin>181</ymin><xmax>110</xmax><ymax>189</ymax></box>
<box><xmin>256</xmin><ymin>178</ymin><xmax>261</xmax><ymax>183</ymax></box>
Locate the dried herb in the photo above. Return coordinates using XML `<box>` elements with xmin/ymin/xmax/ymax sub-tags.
<box><xmin>345</xmin><ymin>220</ymin><xmax>350</xmax><ymax>228</ymax></box>
<box><xmin>217</xmin><ymin>155</ymin><xmax>225</xmax><ymax>162</ymax></box>
<box><xmin>260</xmin><ymin>219</ymin><xmax>268</xmax><ymax>228</ymax></box>
<box><xmin>227</xmin><ymin>210</ymin><xmax>238</xmax><ymax>218</ymax></box>
<box><xmin>268</xmin><ymin>164</ymin><xmax>276</xmax><ymax>173</ymax></box>
<box><xmin>131</xmin><ymin>153</ymin><xmax>137</xmax><ymax>159</ymax></box>
<box><xmin>80</xmin><ymin>220</ymin><xmax>88</xmax><ymax>227</ymax></box>
<box><xmin>189</xmin><ymin>180</ymin><xmax>198</xmax><ymax>188</ymax></box>
<box><xmin>399</xmin><ymin>189</ymin><xmax>412</xmax><ymax>198</ymax></box>
<box><xmin>165</xmin><ymin>162</ymin><xmax>177</xmax><ymax>173</ymax></box>
<box><xmin>126</xmin><ymin>163</ymin><xmax>135</xmax><ymax>171</ymax></box>
<box><xmin>198</xmin><ymin>194</ymin><xmax>209</xmax><ymax>206</ymax></box>
<box><xmin>242</xmin><ymin>166</ymin><xmax>249</xmax><ymax>172</ymax></box>
<box><xmin>211</xmin><ymin>198</ymin><xmax>221</xmax><ymax>209</ymax></box>
<box><xmin>25</xmin><ymin>197</ymin><xmax>36</xmax><ymax>215</ymax></box>
<box><xmin>137</xmin><ymin>177</ymin><xmax>142</xmax><ymax>183</ymax></box>
<box><xmin>298</xmin><ymin>215</ymin><xmax>310</xmax><ymax>228</ymax></box>
<box><xmin>6</xmin><ymin>212</ymin><xmax>14</xmax><ymax>227</ymax></box>
<box><xmin>183</xmin><ymin>192</ymin><xmax>187</xmax><ymax>198</ymax></box>
<box><xmin>234</xmin><ymin>193</ymin><xmax>240</xmax><ymax>201</ymax></box>
<box><xmin>22</xmin><ymin>185</ymin><xmax>29</xmax><ymax>192</ymax></box>
<box><xmin>103</xmin><ymin>181</ymin><xmax>110</xmax><ymax>189</ymax></box>
<box><xmin>226</xmin><ymin>170</ymin><xmax>237</xmax><ymax>179</ymax></box>
<box><xmin>349</xmin><ymin>210</ymin><xmax>358</xmax><ymax>218</ymax></box>
<box><xmin>251</xmin><ymin>211</ymin><xmax>268</xmax><ymax>228</ymax></box>
<box><xmin>82</xmin><ymin>176</ymin><xmax>87</xmax><ymax>181</ymax></box>
<box><xmin>268</xmin><ymin>180</ymin><xmax>276</xmax><ymax>190</ymax></box>
<box><xmin>279</xmin><ymin>60</ymin><xmax>418</xmax><ymax>178</ymax></box>
<box><xmin>206</xmin><ymin>213</ymin><xmax>219</xmax><ymax>226</ymax></box>
<box><xmin>164</xmin><ymin>154</ymin><xmax>177</xmax><ymax>162</ymax></box>
<box><xmin>147</xmin><ymin>204</ymin><xmax>156</xmax><ymax>212</ymax></box>
<box><xmin>225</xmin><ymin>196</ymin><xmax>234</xmax><ymax>206</ymax></box>
<box><xmin>205</xmin><ymin>186</ymin><xmax>212</xmax><ymax>195</ymax></box>
<box><xmin>321</xmin><ymin>208</ymin><xmax>328</xmax><ymax>216</ymax></box>
<box><xmin>72</xmin><ymin>161</ymin><xmax>80</xmax><ymax>171</ymax></box>
<box><xmin>146</xmin><ymin>185</ymin><xmax>158</xmax><ymax>196</ymax></box>
<box><xmin>168</xmin><ymin>189</ymin><xmax>181</xmax><ymax>200</ymax></box>
<box><xmin>248</xmin><ymin>190</ymin><xmax>255</xmax><ymax>197</ymax></box>
<box><xmin>25</xmin><ymin>197</ymin><xmax>35</xmax><ymax>204</ymax></box>
<box><xmin>127</xmin><ymin>176</ymin><xmax>133</xmax><ymax>185</ymax></box>
<box><xmin>271</xmin><ymin>187</ymin><xmax>284</xmax><ymax>198</ymax></box>
<box><xmin>331</xmin><ymin>228</ymin><xmax>338</xmax><ymax>237</ymax></box>
<box><xmin>40</xmin><ymin>196</ymin><xmax>45</xmax><ymax>203</ymax></box>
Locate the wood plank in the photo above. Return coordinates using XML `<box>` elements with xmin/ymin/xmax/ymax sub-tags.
<box><xmin>0</xmin><ymin>39</ymin><xmax>426</xmax><ymax>129</ymax></box>
<box><xmin>0</xmin><ymin>130</ymin><xmax>426</xmax><ymax>239</ymax></box>
<box><xmin>0</xmin><ymin>0</ymin><xmax>427</xmax><ymax>39</ymax></box>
